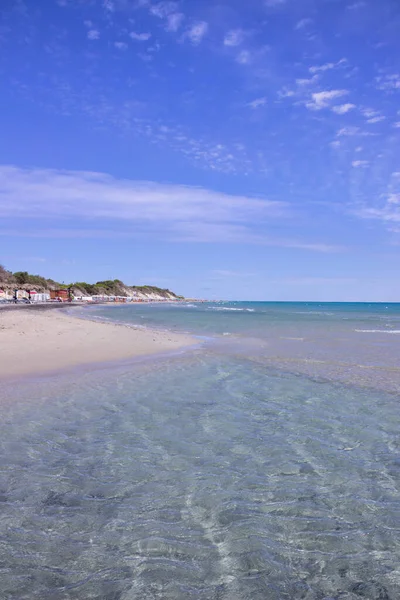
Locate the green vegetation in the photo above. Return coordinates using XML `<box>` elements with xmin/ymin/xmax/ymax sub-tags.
<box><xmin>72</xmin><ymin>280</ymin><xmax>126</xmax><ymax>296</ymax></box>
<box><xmin>0</xmin><ymin>264</ymin><xmax>13</xmax><ymax>284</ymax></box>
<box><xmin>13</xmin><ymin>271</ymin><xmax>49</xmax><ymax>287</ymax></box>
<box><xmin>0</xmin><ymin>263</ymin><xmax>181</xmax><ymax>298</ymax></box>
<box><xmin>131</xmin><ymin>285</ymin><xmax>177</xmax><ymax>298</ymax></box>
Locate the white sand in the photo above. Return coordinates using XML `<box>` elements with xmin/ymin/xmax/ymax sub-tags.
<box><xmin>0</xmin><ymin>307</ymin><xmax>195</xmax><ymax>380</ymax></box>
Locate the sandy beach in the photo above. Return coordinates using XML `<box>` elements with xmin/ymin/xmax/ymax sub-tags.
<box><xmin>0</xmin><ymin>306</ymin><xmax>195</xmax><ymax>380</ymax></box>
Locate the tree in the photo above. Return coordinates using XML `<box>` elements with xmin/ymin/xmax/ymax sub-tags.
<box><xmin>13</xmin><ymin>271</ymin><xmax>30</xmax><ymax>285</ymax></box>
<box><xmin>0</xmin><ymin>264</ymin><xmax>8</xmax><ymax>282</ymax></box>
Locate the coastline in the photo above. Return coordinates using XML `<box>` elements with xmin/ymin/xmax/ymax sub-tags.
<box><xmin>0</xmin><ymin>305</ymin><xmax>196</xmax><ymax>381</ymax></box>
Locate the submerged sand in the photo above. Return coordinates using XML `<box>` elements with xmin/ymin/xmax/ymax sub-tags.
<box><xmin>0</xmin><ymin>306</ymin><xmax>195</xmax><ymax>380</ymax></box>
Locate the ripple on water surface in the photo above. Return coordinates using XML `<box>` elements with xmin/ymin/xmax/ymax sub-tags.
<box><xmin>1</xmin><ymin>354</ymin><xmax>399</xmax><ymax>599</ymax></box>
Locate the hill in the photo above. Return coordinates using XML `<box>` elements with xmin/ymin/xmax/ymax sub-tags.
<box><xmin>0</xmin><ymin>265</ymin><xmax>182</xmax><ymax>301</ymax></box>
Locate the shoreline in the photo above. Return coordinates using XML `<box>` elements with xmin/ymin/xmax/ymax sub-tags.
<box><xmin>0</xmin><ymin>306</ymin><xmax>196</xmax><ymax>381</ymax></box>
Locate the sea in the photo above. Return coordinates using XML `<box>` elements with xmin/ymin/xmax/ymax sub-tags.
<box><xmin>1</xmin><ymin>301</ymin><xmax>400</xmax><ymax>600</ymax></box>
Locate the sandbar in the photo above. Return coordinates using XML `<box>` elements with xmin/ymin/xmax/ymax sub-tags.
<box><xmin>0</xmin><ymin>306</ymin><xmax>195</xmax><ymax>380</ymax></box>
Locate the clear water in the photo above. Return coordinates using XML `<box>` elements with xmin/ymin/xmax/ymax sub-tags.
<box><xmin>1</xmin><ymin>302</ymin><xmax>400</xmax><ymax>599</ymax></box>
<box><xmin>80</xmin><ymin>301</ymin><xmax>400</xmax><ymax>393</ymax></box>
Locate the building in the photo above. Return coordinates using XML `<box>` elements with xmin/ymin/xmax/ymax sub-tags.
<box><xmin>50</xmin><ymin>289</ymin><xmax>70</xmax><ymax>301</ymax></box>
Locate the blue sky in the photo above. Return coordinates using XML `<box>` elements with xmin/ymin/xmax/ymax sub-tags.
<box><xmin>1</xmin><ymin>0</ymin><xmax>400</xmax><ymax>300</ymax></box>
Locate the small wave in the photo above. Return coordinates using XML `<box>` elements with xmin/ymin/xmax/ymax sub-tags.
<box><xmin>291</xmin><ymin>311</ymin><xmax>335</xmax><ymax>316</ymax></box>
<box><xmin>185</xmin><ymin>304</ymin><xmax>198</xmax><ymax>308</ymax></box>
<box><xmin>209</xmin><ymin>307</ymin><xmax>255</xmax><ymax>312</ymax></box>
<box><xmin>355</xmin><ymin>329</ymin><xmax>400</xmax><ymax>334</ymax></box>
<box><xmin>210</xmin><ymin>307</ymin><xmax>245</xmax><ymax>312</ymax></box>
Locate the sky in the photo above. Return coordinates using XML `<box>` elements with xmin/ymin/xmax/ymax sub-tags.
<box><xmin>0</xmin><ymin>0</ymin><xmax>400</xmax><ymax>301</ymax></box>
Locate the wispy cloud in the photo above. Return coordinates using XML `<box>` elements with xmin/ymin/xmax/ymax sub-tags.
<box><xmin>309</xmin><ymin>59</ymin><xmax>346</xmax><ymax>74</ymax></box>
<box><xmin>367</xmin><ymin>115</ymin><xmax>385</xmax><ymax>124</ymax></box>
<box><xmin>375</xmin><ymin>73</ymin><xmax>400</xmax><ymax>91</ymax></box>
<box><xmin>306</xmin><ymin>89</ymin><xmax>349</xmax><ymax>110</ymax></box>
<box><xmin>0</xmin><ymin>165</ymin><xmax>340</xmax><ymax>252</ymax></box>
<box><xmin>361</xmin><ymin>108</ymin><xmax>385</xmax><ymax>123</ymax></box>
<box><xmin>165</xmin><ymin>12</ymin><xmax>184</xmax><ymax>32</ymax></box>
<box><xmin>355</xmin><ymin>206</ymin><xmax>400</xmax><ymax>225</ymax></box>
<box><xmin>296</xmin><ymin>75</ymin><xmax>318</xmax><ymax>86</ymax></box>
<box><xmin>347</xmin><ymin>1</ymin><xmax>366</xmax><ymax>9</ymax></box>
<box><xmin>264</xmin><ymin>0</ymin><xmax>286</xmax><ymax>7</ymax></box>
<box><xmin>150</xmin><ymin>2</ymin><xmax>178</xmax><ymax>19</ymax></box>
<box><xmin>337</xmin><ymin>126</ymin><xmax>360</xmax><ymax>136</ymax></box>
<box><xmin>224</xmin><ymin>29</ymin><xmax>245</xmax><ymax>47</ymax></box>
<box><xmin>212</xmin><ymin>270</ymin><xmax>256</xmax><ymax>278</ymax></box>
<box><xmin>0</xmin><ymin>164</ymin><xmax>284</xmax><ymax>238</ymax></box>
<box><xmin>236</xmin><ymin>50</ymin><xmax>251</xmax><ymax>65</ymax></box>
<box><xmin>185</xmin><ymin>21</ymin><xmax>208</xmax><ymax>45</ymax></box>
<box><xmin>352</xmin><ymin>160</ymin><xmax>369</xmax><ymax>167</ymax></box>
<box><xmin>295</xmin><ymin>18</ymin><xmax>312</xmax><ymax>30</ymax></box>
<box><xmin>148</xmin><ymin>2</ymin><xmax>184</xmax><ymax>32</ymax></box>
<box><xmin>130</xmin><ymin>31</ymin><xmax>151</xmax><ymax>41</ymax></box>
<box><xmin>248</xmin><ymin>97</ymin><xmax>267</xmax><ymax>109</ymax></box>
<box><xmin>114</xmin><ymin>41</ymin><xmax>127</xmax><ymax>50</ymax></box>
<box><xmin>332</xmin><ymin>103</ymin><xmax>356</xmax><ymax>114</ymax></box>
<box><xmin>103</xmin><ymin>0</ymin><xmax>114</xmax><ymax>12</ymax></box>
<box><xmin>87</xmin><ymin>29</ymin><xmax>100</xmax><ymax>40</ymax></box>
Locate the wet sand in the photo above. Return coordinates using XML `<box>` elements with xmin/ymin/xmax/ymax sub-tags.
<box><xmin>0</xmin><ymin>306</ymin><xmax>195</xmax><ymax>380</ymax></box>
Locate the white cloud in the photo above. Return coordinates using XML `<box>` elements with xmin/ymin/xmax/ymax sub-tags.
<box><xmin>337</xmin><ymin>126</ymin><xmax>360</xmax><ymax>136</ymax></box>
<box><xmin>278</xmin><ymin>88</ymin><xmax>295</xmax><ymax>99</ymax></box>
<box><xmin>347</xmin><ymin>1</ymin><xmax>366</xmax><ymax>8</ymax></box>
<box><xmin>0</xmin><ymin>164</ymin><xmax>285</xmax><ymax>238</ymax></box>
<box><xmin>366</xmin><ymin>116</ymin><xmax>385</xmax><ymax>124</ymax></box>
<box><xmin>114</xmin><ymin>41</ymin><xmax>128</xmax><ymax>50</ymax></box>
<box><xmin>130</xmin><ymin>31</ymin><xmax>152</xmax><ymax>41</ymax></box>
<box><xmin>295</xmin><ymin>18</ymin><xmax>312</xmax><ymax>29</ymax></box>
<box><xmin>165</xmin><ymin>13</ymin><xmax>184</xmax><ymax>32</ymax></box>
<box><xmin>103</xmin><ymin>0</ymin><xmax>114</xmax><ymax>11</ymax></box>
<box><xmin>355</xmin><ymin>206</ymin><xmax>400</xmax><ymax>225</ymax></box>
<box><xmin>0</xmin><ymin>165</ymin><xmax>339</xmax><ymax>252</ymax></box>
<box><xmin>352</xmin><ymin>160</ymin><xmax>369</xmax><ymax>167</ymax></box>
<box><xmin>360</xmin><ymin>108</ymin><xmax>385</xmax><ymax>124</ymax></box>
<box><xmin>236</xmin><ymin>50</ymin><xmax>251</xmax><ymax>65</ymax></box>
<box><xmin>248</xmin><ymin>97</ymin><xmax>267</xmax><ymax>109</ymax></box>
<box><xmin>306</xmin><ymin>89</ymin><xmax>348</xmax><ymax>110</ymax></box>
<box><xmin>362</xmin><ymin>108</ymin><xmax>378</xmax><ymax>118</ymax></box>
<box><xmin>309</xmin><ymin>59</ymin><xmax>346</xmax><ymax>74</ymax></box>
<box><xmin>185</xmin><ymin>21</ymin><xmax>208</xmax><ymax>45</ymax></box>
<box><xmin>150</xmin><ymin>2</ymin><xmax>178</xmax><ymax>18</ymax></box>
<box><xmin>376</xmin><ymin>74</ymin><xmax>400</xmax><ymax>91</ymax></box>
<box><xmin>296</xmin><ymin>76</ymin><xmax>318</xmax><ymax>86</ymax></box>
<box><xmin>265</xmin><ymin>0</ymin><xmax>286</xmax><ymax>6</ymax></box>
<box><xmin>332</xmin><ymin>103</ymin><xmax>356</xmax><ymax>114</ymax></box>
<box><xmin>212</xmin><ymin>270</ymin><xmax>256</xmax><ymax>278</ymax></box>
<box><xmin>148</xmin><ymin>2</ymin><xmax>184</xmax><ymax>32</ymax></box>
<box><xmin>281</xmin><ymin>276</ymin><xmax>356</xmax><ymax>285</ymax></box>
<box><xmin>87</xmin><ymin>29</ymin><xmax>100</xmax><ymax>40</ymax></box>
<box><xmin>394</xmin><ymin>122</ymin><xmax>400</xmax><ymax>128</ymax></box>
<box><xmin>388</xmin><ymin>193</ymin><xmax>400</xmax><ymax>204</ymax></box>
<box><xmin>224</xmin><ymin>29</ymin><xmax>244</xmax><ymax>47</ymax></box>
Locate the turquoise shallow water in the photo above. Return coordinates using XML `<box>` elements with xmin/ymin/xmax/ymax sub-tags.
<box><xmin>81</xmin><ymin>301</ymin><xmax>400</xmax><ymax>392</ymax></box>
<box><xmin>1</xmin><ymin>302</ymin><xmax>400</xmax><ymax>599</ymax></box>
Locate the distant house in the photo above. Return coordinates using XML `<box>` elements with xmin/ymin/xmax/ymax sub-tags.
<box><xmin>29</xmin><ymin>292</ymin><xmax>50</xmax><ymax>303</ymax></box>
<box><xmin>50</xmin><ymin>289</ymin><xmax>70</xmax><ymax>301</ymax></box>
